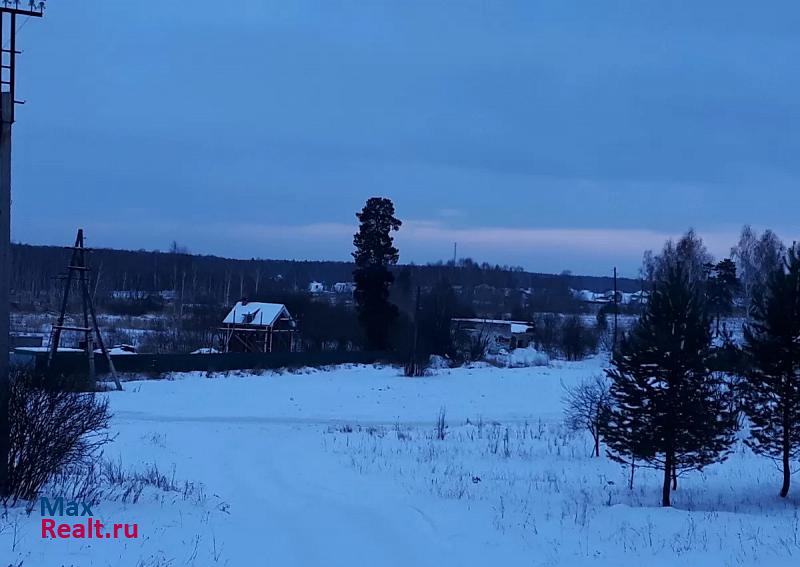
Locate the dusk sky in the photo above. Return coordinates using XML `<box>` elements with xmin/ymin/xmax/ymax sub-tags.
<box><xmin>9</xmin><ymin>1</ymin><xmax>800</xmax><ymax>276</ymax></box>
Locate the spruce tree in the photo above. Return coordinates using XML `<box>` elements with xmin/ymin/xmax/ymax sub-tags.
<box><xmin>742</xmin><ymin>246</ymin><xmax>800</xmax><ymax>498</ymax></box>
<box><xmin>352</xmin><ymin>197</ymin><xmax>402</xmax><ymax>351</ymax></box>
<box><xmin>603</xmin><ymin>263</ymin><xmax>736</xmax><ymax>506</ymax></box>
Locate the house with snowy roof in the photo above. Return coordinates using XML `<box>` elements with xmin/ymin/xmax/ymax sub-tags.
<box><xmin>308</xmin><ymin>281</ymin><xmax>325</xmax><ymax>294</ymax></box>
<box><xmin>220</xmin><ymin>300</ymin><xmax>298</xmax><ymax>353</ymax></box>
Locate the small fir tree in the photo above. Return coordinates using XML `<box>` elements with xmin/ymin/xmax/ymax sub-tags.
<box><xmin>602</xmin><ymin>263</ymin><xmax>736</xmax><ymax>506</ymax></box>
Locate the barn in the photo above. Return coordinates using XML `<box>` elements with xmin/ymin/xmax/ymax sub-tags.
<box><xmin>220</xmin><ymin>301</ymin><xmax>298</xmax><ymax>353</ymax></box>
<box><xmin>451</xmin><ymin>318</ymin><xmax>535</xmax><ymax>353</ymax></box>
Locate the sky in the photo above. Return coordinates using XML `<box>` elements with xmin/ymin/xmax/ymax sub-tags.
<box><xmin>8</xmin><ymin>1</ymin><xmax>800</xmax><ymax>276</ymax></box>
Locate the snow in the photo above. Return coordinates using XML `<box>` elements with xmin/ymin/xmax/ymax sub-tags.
<box><xmin>3</xmin><ymin>358</ymin><xmax>799</xmax><ymax>566</ymax></box>
<box><xmin>573</xmin><ymin>289</ymin><xmax>597</xmax><ymax>302</ymax></box>
<box><xmin>15</xmin><ymin>346</ymin><xmax>82</xmax><ymax>353</ymax></box>
<box><xmin>222</xmin><ymin>301</ymin><xmax>291</xmax><ymax>326</ymax></box>
<box><xmin>453</xmin><ymin>318</ymin><xmax>532</xmax><ymax>329</ymax></box>
<box><xmin>95</xmin><ymin>345</ymin><xmax>137</xmax><ymax>355</ymax></box>
<box><xmin>106</xmin><ymin>348</ymin><xmax>136</xmax><ymax>355</ymax></box>
<box><xmin>487</xmin><ymin>345</ymin><xmax>550</xmax><ymax>368</ymax></box>
<box><xmin>510</xmin><ymin>322</ymin><xmax>531</xmax><ymax>334</ymax></box>
<box><xmin>570</xmin><ymin>289</ymin><xmax>649</xmax><ymax>305</ymax></box>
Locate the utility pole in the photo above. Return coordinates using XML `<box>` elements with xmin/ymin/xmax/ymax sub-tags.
<box><xmin>48</xmin><ymin>229</ymin><xmax>122</xmax><ymax>391</ymax></box>
<box><xmin>612</xmin><ymin>266</ymin><xmax>619</xmax><ymax>351</ymax></box>
<box><xmin>0</xmin><ymin>1</ymin><xmax>46</xmax><ymax>498</ymax></box>
<box><xmin>410</xmin><ymin>285</ymin><xmax>421</xmax><ymax>376</ymax></box>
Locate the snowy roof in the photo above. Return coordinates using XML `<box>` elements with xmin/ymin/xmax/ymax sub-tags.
<box><xmin>571</xmin><ymin>289</ymin><xmax>597</xmax><ymax>301</ymax></box>
<box><xmin>222</xmin><ymin>302</ymin><xmax>292</xmax><ymax>327</ymax></box>
<box><xmin>15</xmin><ymin>346</ymin><xmax>83</xmax><ymax>353</ymax></box>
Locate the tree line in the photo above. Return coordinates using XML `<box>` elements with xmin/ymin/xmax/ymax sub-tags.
<box><xmin>565</xmin><ymin>227</ymin><xmax>800</xmax><ymax>506</ymax></box>
<box><xmin>10</xmin><ymin>237</ymin><xmax>640</xmax><ymax>315</ymax></box>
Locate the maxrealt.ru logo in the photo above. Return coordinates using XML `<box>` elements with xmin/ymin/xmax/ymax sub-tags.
<box><xmin>40</xmin><ymin>497</ymin><xmax>139</xmax><ymax>540</ymax></box>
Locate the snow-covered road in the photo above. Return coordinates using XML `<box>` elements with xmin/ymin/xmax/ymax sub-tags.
<box><xmin>106</xmin><ymin>362</ymin><xmax>582</xmax><ymax>566</ymax></box>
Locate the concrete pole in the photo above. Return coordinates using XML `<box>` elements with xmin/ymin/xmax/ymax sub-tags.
<box><xmin>0</xmin><ymin>92</ymin><xmax>13</xmax><ymax>494</ymax></box>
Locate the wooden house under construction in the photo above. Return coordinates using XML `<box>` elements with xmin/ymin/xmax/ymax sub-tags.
<box><xmin>220</xmin><ymin>301</ymin><xmax>298</xmax><ymax>353</ymax></box>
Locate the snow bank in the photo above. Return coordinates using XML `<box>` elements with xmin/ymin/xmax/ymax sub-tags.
<box><xmin>428</xmin><ymin>354</ymin><xmax>451</xmax><ymax>369</ymax></box>
<box><xmin>487</xmin><ymin>345</ymin><xmax>550</xmax><ymax>368</ymax></box>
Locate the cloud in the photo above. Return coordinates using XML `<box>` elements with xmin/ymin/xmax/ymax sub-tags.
<box><xmin>222</xmin><ymin>222</ymin><xmax>355</xmax><ymax>241</ymax></box>
<box><xmin>209</xmin><ymin>219</ymin><xmax>700</xmax><ymax>258</ymax></box>
<box><xmin>11</xmin><ymin>211</ymin><xmax>770</xmax><ymax>277</ymax></box>
<box><xmin>437</xmin><ymin>208</ymin><xmax>464</xmax><ymax>219</ymax></box>
<box><xmin>398</xmin><ymin>221</ymin><xmax>672</xmax><ymax>254</ymax></box>
<box><xmin>12</xmin><ymin>0</ymin><xmax>799</xmax><ymax>274</ymax></box>
<box><xmin>197</xmin><ymin>219</ymin><xmax>743</xmax><ymax>275</ymax></box>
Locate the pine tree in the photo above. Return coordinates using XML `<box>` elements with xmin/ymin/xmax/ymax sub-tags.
<box><xmin>705</xmin><ymin>258</ymin><xmax>739</xmax><ymax>335</ymax></box>
<box><xmin>603</xmin><ymin>263</ymin><xmax>736</xmax><ymax>507</ymax></box>
<box><xmin>742</xmin><ymin>246</ymin><xmax>800</xmax><ymax>498</ymax></box>
<box><xmin>352</xmin><ymin>197</ymin><xmax>402</xmax><ymax>351</ymax></box>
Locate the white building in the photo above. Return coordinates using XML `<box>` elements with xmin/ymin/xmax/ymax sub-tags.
<box><xmin>333</xmin><ymin>282</ymin><xmax>355</xmax><ymax>294</ymax></box>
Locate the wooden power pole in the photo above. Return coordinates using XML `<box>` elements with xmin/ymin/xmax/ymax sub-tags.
<box><xmin>47</xmin><ymin>229</ymin><xmax>122</xmax><ymax>391</ymax></box>
<box><xmin>612</xmin><ymin>266</ymin><xmax>619</xmax><ymax>351</ymax></box>
<box><xmin>0</xmin><ymin>1</ymin><xmax>46</xmax><ymax>498</ymax></box>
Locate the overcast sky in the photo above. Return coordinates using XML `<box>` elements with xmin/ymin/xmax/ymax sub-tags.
<box><xmin>9</xmin><ymin>1</ymin><xmax>800</xmax><ymax>276</ymax></box>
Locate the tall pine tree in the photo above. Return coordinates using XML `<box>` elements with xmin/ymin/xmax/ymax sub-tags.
<box><xmin>603</xmin><ymin>263</ymin><xmax>736</xmax><ymax>507</ymax></box>
<box><xmin>742</xmin><ymin>246</ymin><xmax>800</xmax><ymax>498</ymax></box>
<box><xmin>352</xmin><ymin>197</ymin><xmax>402</xmax><ymax>351</ymax></box>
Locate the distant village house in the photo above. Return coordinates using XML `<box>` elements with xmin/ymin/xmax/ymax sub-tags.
<box><xmin>308</xmin><ymin>281</ymin><xmax>325</xmax><ymax>294</ymax></box>
<box><xmin>333</xmin><ymin>282</ymin><xmax>355</xmax><ymax>294</ymax></box>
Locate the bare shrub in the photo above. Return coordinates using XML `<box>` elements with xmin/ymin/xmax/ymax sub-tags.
<box><xmin>5</xmin><ymin>370</ymin><xmax>112</xmax><ymax>504</ymax></box>
<box><xmin>597</xmin><ymin>326</ymin><xmax>615</xmax><ymax>353</ymax></box>
<box><xmin>563</xmin><ymin>375</ymin><xmax>611</xmax><ymax>457</ymax></box>
<box><xmin>404</xmin><ymin>350</ymin><xmax>429</xmax><ymax>377</ymax></box>
<box><xmin>454</xmin><ymin>329</ymin><xmax>491</xmax><ymax>364</ymax></box>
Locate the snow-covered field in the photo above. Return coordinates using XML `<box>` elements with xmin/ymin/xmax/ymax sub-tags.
<box><xmin>3</xmin><ymin>358</ymin><xmax>798</xmax><ymax>566</ymax></box>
